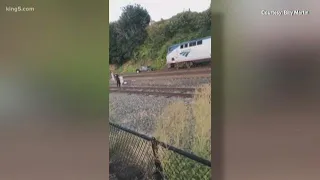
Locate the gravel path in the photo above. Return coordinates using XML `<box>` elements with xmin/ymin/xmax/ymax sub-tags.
<box><xmin>109</xmin><ymin>93</ymin><xmax>192</xmax><ymax>136</ymax></box>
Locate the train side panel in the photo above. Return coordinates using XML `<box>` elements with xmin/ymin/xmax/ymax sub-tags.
<box><xmin>166</xmin><ymin>37</ymin><xmax>211</xmax><ymax>67</ymax></box>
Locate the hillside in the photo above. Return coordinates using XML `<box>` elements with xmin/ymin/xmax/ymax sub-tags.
<box><xmin>109</xmin><ymin>5</ymin><xmax>211</xmax><ymax>73</ymax></box>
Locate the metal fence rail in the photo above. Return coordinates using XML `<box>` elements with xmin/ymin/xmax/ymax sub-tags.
<box><xmin>109</xmin><ymin>123</ymin><xmax>211</xmax><ymax>180</ymax></box>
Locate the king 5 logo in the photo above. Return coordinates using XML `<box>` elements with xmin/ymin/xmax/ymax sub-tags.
<box><xmin>180</xmin><ymin>49</ymin><xmax>191</xmax><ymax>57</ymax></box>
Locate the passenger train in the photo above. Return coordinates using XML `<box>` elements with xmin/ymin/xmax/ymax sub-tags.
<box><xmin>166</xmin><ymin>36</ymin><xmax>211</xmax><ymax>69</ymax></box>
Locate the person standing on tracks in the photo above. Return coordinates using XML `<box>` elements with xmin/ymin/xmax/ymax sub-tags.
<box><xmin>114</xmin><ymin>73</ymin><xmax>121</xmax><ymax>88</ymax></box>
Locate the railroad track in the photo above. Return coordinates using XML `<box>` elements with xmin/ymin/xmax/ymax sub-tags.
<box><xmin>121</xmin><ymin>66</ymin><xmax>211</xmax><ymax>77</ymax></box>
<box><xmin>123</xmin><ymin>71</ymin><xmax>211</xmax><ymax>80</ymax></box>
<box><xmin>109</xmin><ymin>86</ymin><xmax>195</xmax><ymax>98</ymax></box>
<box><xmin>122</xmin><ymin>67</ymin><xmax>211</xmax><ymax>79</ymax></box>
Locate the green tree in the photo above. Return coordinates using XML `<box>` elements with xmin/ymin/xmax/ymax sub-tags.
<box><xmin>109</xmin><ymin>22</ymin><xmax>120</xmax><ymax>64</ymax></box>
<box><xmin>109</xmin><ymin>4</ymin><xmax>150</xmax><ymax>65</ymax></box>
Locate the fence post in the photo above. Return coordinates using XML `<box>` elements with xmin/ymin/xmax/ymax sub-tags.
<box><xmin>151</xmin><ymin>137</ymin><xmax>165</xmax><ymax>180</ymax></box>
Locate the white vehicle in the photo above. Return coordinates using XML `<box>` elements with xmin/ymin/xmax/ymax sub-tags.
<box><xmin>166</xmin><ymin>36</ymin><xmax>211</xmax><ymax>69</ymax></box>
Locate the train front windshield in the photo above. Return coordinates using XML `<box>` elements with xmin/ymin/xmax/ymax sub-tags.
<box><xmin>167</xmin><ymin>46</ymin><xmax>177</xmax><ymax>54</ymax></box>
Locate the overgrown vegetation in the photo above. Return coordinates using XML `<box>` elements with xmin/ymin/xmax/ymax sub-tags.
<box><xmin>154</xmin><ymin>84</ymin><xmax>211</xmax><ymax>179</ymax></box>
<box><xmin>109</xmin><ymin>4</ymin><xmax>211</xmax><ymax>73</ymax></box>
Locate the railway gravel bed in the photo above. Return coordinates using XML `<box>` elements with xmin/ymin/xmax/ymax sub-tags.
<box><xmin>109</xmin><ymin>86</ymin><xmax>195</xmax><ymax>98</ymax></box>
<box><xmin>109</xmin><ymin>93</ymin><xmax>192</xmax><ymax>137</ymax></box>
<box><xmin>109</xmin><ymin>90</ymin><xmax>193</xmax><ymax>98</ymax></box>
<box><xmin>109</xmin><ymin>86</ymin><xmax>195</xmax><ymax>92</ymax></box>
<box><xmin>110</xmin><ymin>76</ymin><xmax>211</xmax><ymax>88</ymax></box>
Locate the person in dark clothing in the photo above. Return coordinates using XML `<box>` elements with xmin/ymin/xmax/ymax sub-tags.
<box><xmin>114</xmin><ymin>74</ymin><xmax>121</xmax><ymax>87</ymax></box>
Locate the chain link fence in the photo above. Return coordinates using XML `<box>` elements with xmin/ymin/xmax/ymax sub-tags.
<box><xmin>109</xmin><ymin>123</ymin><xmax>211</xmax><ymax>180</ymax></box>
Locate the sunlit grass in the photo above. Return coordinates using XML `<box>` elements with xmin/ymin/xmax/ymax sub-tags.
<box><xmin>154</xmin><ymin>83</ymin><xmax>211</xmax><ymax>179</ymax></box>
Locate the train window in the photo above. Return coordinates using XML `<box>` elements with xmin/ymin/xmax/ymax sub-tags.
<box><xmin>180</xmin><ymin>45</ymin><xmax>183</xmax><ymax>49</ymax></box>
<box><xmin>189</xmin><ymin>41</ymin><xmax>196</xmax><ymax>46</ymax></box>
<box><xmin>197</xmin><ymin>40</ymin><xmax>202</xmax><ymax>45</ymax></box>
<box><xmin>184</xmin><ymin>43</ymin><xmax>188</xmax><ymax>48</ymax></box>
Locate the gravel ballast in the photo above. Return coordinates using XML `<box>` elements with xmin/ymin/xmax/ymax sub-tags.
<box><xmin>110</xmin><ymin>76</ymin><xmax>211</xmax><ymax>88</ymax></box>
<box><xmin>109</xmin><ymin>93</ymin><xmax>192</xmax><ymax>136</ymax></box>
